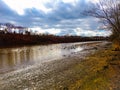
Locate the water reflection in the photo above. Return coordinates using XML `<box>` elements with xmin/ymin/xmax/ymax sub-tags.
<box><xmin>0</xmin><ymin>43</ymin><xmax>83</xmax><ymax>74</ymax></box>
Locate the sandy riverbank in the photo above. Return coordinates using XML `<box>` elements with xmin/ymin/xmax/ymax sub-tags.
<box><xmin>0</xmin><ymin>41</ymin><xmax>112</xmax><ymax>90</ymax></box>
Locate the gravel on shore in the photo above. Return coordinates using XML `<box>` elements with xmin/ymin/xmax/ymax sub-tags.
<box><xmin>0</xmin><ymin>41</ymin><xmax>110</xmax><ymax>90</ymax></box>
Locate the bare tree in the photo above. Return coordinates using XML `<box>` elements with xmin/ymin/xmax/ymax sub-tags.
<box><xmin>84</xmin><ymin>0</ymin><xmax>120</xmax><ymax>45</ymax></box>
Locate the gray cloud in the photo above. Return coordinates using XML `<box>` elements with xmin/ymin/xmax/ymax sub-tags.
<box><xmin>0</xmin><ymin>0</ymin><xmax>18</xmax><ymax>23</ymax></box>
<box><xmin>0</xmin><ymin>0</ymin><xmax>108</xmax><ymax>36</ymax></box>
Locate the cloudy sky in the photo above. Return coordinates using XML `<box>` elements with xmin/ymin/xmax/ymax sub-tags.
<box><xmin>0</xmin><ymin>0</ymin><xmax>110</xmax><ymax>36</ymax></box>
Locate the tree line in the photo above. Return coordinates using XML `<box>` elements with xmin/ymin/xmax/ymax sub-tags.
<box><xmin>0</xmin><ymin>33</ymin><xmax>108</xmax><ymax>47</ymax></box>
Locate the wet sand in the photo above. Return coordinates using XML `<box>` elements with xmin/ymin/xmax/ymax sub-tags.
<box><xmin>0</xmin><ymin>41</ymin><xmax>109</xmax><ymax>90</ymax></box>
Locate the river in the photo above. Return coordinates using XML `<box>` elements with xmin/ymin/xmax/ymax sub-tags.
<box><xmin>0</xmin><ymin>42</ymin><xmax>90</xmax><ymax>74</ymax></box>
<box><xmin>0</xmin><ymin>41</ymin><xmax>108</xmax><ymax>90</ymax></box>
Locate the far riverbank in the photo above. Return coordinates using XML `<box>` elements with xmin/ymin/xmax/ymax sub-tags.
<box><xmin>0</xmin><ymin>33</ymin><xmax>108</xmax><ymax>48</ymax></box>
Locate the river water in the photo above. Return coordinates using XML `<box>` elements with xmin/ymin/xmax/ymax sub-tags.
<box><xmin>0</xmin><ymin>42</ymin><xmax>87</xmax><ymax>74</ymax></box>
<box><xmin>0</xmin><ymin>41</ymin><xmax>108</xmax><ymax>90</ymax></box>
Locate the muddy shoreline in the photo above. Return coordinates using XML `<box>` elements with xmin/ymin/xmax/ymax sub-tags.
<box><xmin>0</xmin><ymin>41</ymin><xmax>110</xmax><ymax>90</ymax></box>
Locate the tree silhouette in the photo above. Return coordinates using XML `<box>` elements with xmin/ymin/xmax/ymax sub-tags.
<box><xmin>84</xmin><ymin>0</ymin><xmax>120</xmax><ymax>47</ymax></box>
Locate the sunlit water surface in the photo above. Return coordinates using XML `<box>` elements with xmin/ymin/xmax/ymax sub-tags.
<box><xmin>0</xmin><ymin>42</ymin><xmax>85</xmax><ymax>74</ymax></box>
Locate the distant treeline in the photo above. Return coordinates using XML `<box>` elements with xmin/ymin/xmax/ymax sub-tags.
<box><xmin>0</xmin><ymin>33</ymin><xmax>108</xmax><ymax>47</ymax></box>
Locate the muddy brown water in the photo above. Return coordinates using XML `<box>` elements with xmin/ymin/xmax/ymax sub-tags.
<box><xmin>0</xmin><ymin>41</ymin><xmax>109</xmax><ymax>90</ymax></box>
<box><xmin>0</xmin><ymin>42</ymin><xmax>82</xmax><ymax>74</ymax></box>
<box><xmin>0</xmin><ymin>41</ymin><xmax>103</xmax><ymax>74</ymax></box>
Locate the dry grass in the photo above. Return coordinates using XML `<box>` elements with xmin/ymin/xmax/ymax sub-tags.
<box><xmin>67</xmin><ymin>43</ymin><xmax>120</xmax><ymax>90</ymax></box>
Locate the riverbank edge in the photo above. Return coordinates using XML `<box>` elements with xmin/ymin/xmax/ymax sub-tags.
<box><xmin>0</xmin><ymin>42</ymin><xmax>119</xmax><ymax>90</ymax></box>
<box><xmin>68</xmin><ymin>43</ymin><xmax>120</xmax><ymax>90</ymax></box>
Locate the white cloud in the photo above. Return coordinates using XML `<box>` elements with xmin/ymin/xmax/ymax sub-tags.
<box><xmin>86</xmin><ymin>0</ymin><xmax>99</xmax><ymax>3</ymax></box>
<box><xmin>74</xmin><ymin>27</ymin><xmax>111</xmax><ymax>36</ymax></box>
<box><xmin>74</xmin><ymin>28</ymin><xmax>96</xmax><ymax>36</ymax></box>
<box><xmin>3</xmin><ymin>0</ymin><xmax>52</xmax><ymax>15</ymax></box>
<box><xmin>62</xmin><ymin>0</ymin><xmax>78</xmax><ymax>6</ymax></box>
<box><xmin>31</xmin><ymin>27</ymin><xmax>61</xmax><ymax>35</ymax></box>
<box><xmin>3</xmin><ymin>0</ymin><xmax>89</xmax><ymax>15</ymax></box>
<box><xmin>62</xmin><ymin>0</ymin><xmax>75</xmax><ymax>3</ymax></box>
<box><xmin>1</xmin><ymin>0</ymin><xmax>111</xmax><ymax>36</ymax></box>
<box><xmin>45</xmin><ymin>28</ymin><xmax>61</xmax><ymax>35</ymax></box>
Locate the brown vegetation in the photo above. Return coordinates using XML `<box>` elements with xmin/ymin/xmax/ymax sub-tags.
<box><xmin>68</xmin><ymin>43</ymin><xmax>120</xmax><ymax>90</ymax></box>
<box><xmin>0</xmin><ymin>33</ymin><xmax>107</xmax><ymax>47</ymax></box>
